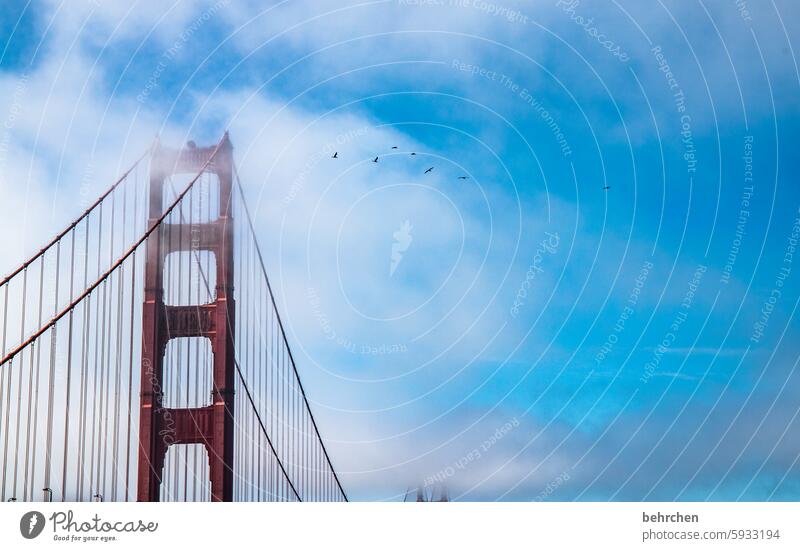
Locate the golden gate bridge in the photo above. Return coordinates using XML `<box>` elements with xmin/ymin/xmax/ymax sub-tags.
<box><xmin>0</xmin><ymin>134</ymin><xmax>347</xmax><ymax>502</ymax></box>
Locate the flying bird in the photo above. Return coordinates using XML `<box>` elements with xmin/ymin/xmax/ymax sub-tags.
<box><xmin>457</xmin><ymin>176</ymin><xmax>469</xmax><ymax>180</ymax></box>
<box><xmin>424</xmin><ymin>167</ymin><xmax>434</xmax><ymax>174</ymax></box>
<box><xmin>332</xmin><ymin>152</ymin><xmax>338</xmax><ymax>158</ymax></box>
<box><xmin>602</xmin><ymin>185</ymin><xmax>610</xmax><ymax>190</ymax></box>
<box><xmin>372</xmin><ymin>156</ymin><xmax>379</xmax><ymax>163</ymax></box>
<box><xmin>391</xmin><ymin>146</ymin><xmax>398</xmax><ymax>149</ymax></box>
<box><xmin>410</xmin><ymin>152</ymin><xmax>417</xmax><ymax>156</ymax></box>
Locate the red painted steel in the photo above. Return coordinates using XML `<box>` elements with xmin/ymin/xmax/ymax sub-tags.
<box><xmin>137</xmin><ymin>135</ymin><xmax>235</xmax><ymax>501</ymax></box>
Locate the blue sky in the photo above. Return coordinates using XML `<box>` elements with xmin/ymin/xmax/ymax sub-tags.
<box><xmin>1</xmin><ymin>0</ymin><xmax>800</xmax><ymax>501</ymax></box>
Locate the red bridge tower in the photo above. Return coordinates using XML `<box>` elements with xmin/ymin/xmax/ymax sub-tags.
<box><xmin>137</xmin><ymin>135</ymin><xmax>236</xmax><ymax>501</ymax></box>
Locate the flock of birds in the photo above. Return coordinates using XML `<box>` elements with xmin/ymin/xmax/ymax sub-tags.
<box><xmin>331</xmin><ymin>146</ymin><xmax>470</xmax><ymax>180</ymax></box>
<box><xmin>331</xmin><ymin>146</ymin><xmax>610</xmax><ymax>191</ymax></box>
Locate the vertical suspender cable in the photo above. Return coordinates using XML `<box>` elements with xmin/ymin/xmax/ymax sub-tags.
<box><xmin>44</xmin><ymin>239</ymin><xmax>61</xmax><ymax>497</ymax></box>
<box><xmin>24</xmin><ymin>260</ymin><xmax>45</xmax><ymax>500</ymax></box>
<box><xmin>61</xmin><ymin>230</ymin><xmax>76</xmax><ymax>500</ymax></box>
<box><xmin>233</xmin><ymin>166</ymin><xmax>347</xmax><ymax>501</ymax></box>
<box><xmin>0</xmin><ymin>284</ymin><xmax>7</xmax><ymax>499</ymax></box>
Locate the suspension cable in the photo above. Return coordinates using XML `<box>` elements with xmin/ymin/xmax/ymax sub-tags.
<box><xmin>232</xmin><ymin>165</ymin><xmax>348</xmax><ymax>501</ymax></box>
<box><xmin>0</xmin><ymin>145</ymin><xmax>152</xmax><ymax>289</ymax></box>
<box><xmin>0</xmin><ymin>138</ymin><xmax>225</xmax><ymax>369</ymax></box>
